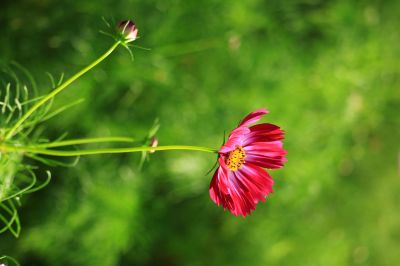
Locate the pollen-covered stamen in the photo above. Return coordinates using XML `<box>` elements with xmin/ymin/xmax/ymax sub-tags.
<box><xmin>226</xmin><ymin>146</ymin><xmax>246</xmax><ymax>171</ymax></box>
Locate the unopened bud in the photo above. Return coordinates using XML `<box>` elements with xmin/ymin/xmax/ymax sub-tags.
<box><xmin>118</xmin><ymin>20</ymin><xmax>138</xmax><ymax>43</ymax></box>
<box><xmin>149</xmin><ymin>137</ymin><xmax>158</xmax><ymax>154</ymax></box>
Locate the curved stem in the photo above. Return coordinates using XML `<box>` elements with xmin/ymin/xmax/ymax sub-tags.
<box><xmin>35</xmin><ymin>137</ymin><xmax>136</xmax><ymax>148</ymax></box>
<box><xmin>0</xmin><ymin>144</ymin><xmax>217</xmax><ymax>156</ymax></box>
<box><xmin>4</xmin><ymin>41</ymin><xmax>121</xmax><ymax>140</ymax></box>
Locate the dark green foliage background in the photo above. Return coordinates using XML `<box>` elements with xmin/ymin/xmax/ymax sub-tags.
<box><xmin>1</xmin><ymin>0</ymin><xmax>399</xmax><ymax>265</ymax></box>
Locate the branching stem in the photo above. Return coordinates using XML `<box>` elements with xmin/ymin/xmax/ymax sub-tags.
<box><xmin>34</xmin><ymin>137</ymin><xmax>136</xmax><ymax>148</ymax></box>
<box><xmin>4</xmin><ymin>41</ymin><xmax>121</xmax><ymax>140</ymax></box>
<box><xmin>0</xmin><ymin>144</ymin><xmax>218</xmax><ymax>156</ymax></box>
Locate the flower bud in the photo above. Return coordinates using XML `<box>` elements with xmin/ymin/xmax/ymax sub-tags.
<box><xmin>118</xmin><ymin>20</ymin><xmax>138</xmax><ymax>43</ymax></box>
<box><xmin>149</xmin><ymin>137</ymin><xmax>158</xmax><ymax>154</ymax></box>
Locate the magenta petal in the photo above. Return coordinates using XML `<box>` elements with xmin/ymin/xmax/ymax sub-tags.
<box><xmin>209</xmin><ymin>172</ymin><xmax>232</xmax><ymax>210</ymax></box>
<box><xmin>243</xmin><ymin>135</ymin><xmax>276</xmax><ymax>145</ymax></box>
<box><xmin>249</xmin><ymin>123</ymin><xmax>282</xmax><ymax>133</ymax></box>
<box><xmin>219</xmin><ymin>127</ymin><xmax>249</xmax><ymax>153</ymax></box>
<box><xmin>238</xmin><ymin>108</ymin><xmax>269</xmax><ymax>127</ymax></box>
<box><xmin>215</xmin><ymin>158</ymin><xmax>230</xmax><ymax>193</ymax></box>
<box><xmin>227</xmin><ymin>172</ymin><xmax>256</xmax><ymax>216</ymax></box>
<box><xmin>242</xmin><ymin>123</ymin><xmax>285</xmax><ymax>145</ymax></box>
<box><xmin>209</xmin><ymin>170</ymin><xmax>238</xmax><ymax>214</ymax></box>
<box><xmin>237</xmin><ymin>164</ymin><xmax>274</xmax><ymax>198</ymax></box>
<box><xmin>209</xmin><ymin>168</ymin><xmax>222</xmax><ymax>205</ymax></box>
<box><xmin>244</xmin><ymin>141</ymin><xmax>287</xmax><ymax>157</ymax></box>
<box><xmin>245</xmin><ymin>141</ymin><xmax>285</xmax><ymax>150</ymax></box>
<box><xmin>245</xmin><ymin>154</ymin><xmax>286</xmax><ymax>169</ymax></box>
<box><xmin>234</xmin><ymin>169</ymin><xmax>267</xmax><ymax>203</ymax></box>
<box><xmin>209</xmin><ymin>162</ymin><xmax>275</xmax><ymax>217</ymax></box>
<box><xmin>210</xmin><ymin>165</ymin><xmax>254</xmax><ymax>216</ymax></box>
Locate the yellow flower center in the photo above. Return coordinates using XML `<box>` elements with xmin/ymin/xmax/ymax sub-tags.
<box><xmin>226</xmin><ymin>146</ymin><xmax>246</xmax><ymax>171</ymax></box>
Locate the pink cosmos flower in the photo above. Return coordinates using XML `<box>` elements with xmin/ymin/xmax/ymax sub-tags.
<box><xmin>209</xmin><ymin>108</ymin><xmax>287</xmax><ymax>217</ymax></box>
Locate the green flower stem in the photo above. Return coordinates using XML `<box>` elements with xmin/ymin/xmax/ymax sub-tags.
<box><xmin>0</xmin><ymin>145</ymin><xmax>217</xmax><ymax>156</ymax></box>
<box><xmin>35</xmin><ymin>137</ymin><xmax>136</xmax><ymax>148</ymax></box>
<box><xmin>4</xmin><ymin>41</ymin><xmax>121</xmax><ymax>140</ymax></box>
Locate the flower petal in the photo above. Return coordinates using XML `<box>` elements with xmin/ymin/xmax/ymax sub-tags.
<box><xmin>209</xmin><ymin>159</ymin><xmax>275</xmax><ymax>217</ymax></box>
<box><xmin>209</xmin><ymin>167</ymin><xmax>236</xmax><ymax>212</ymax></box>
<box><xmin>209</xmin><ymin>168</ymin><xmax>222</xmax><ymax>205</ymax></box>
<box><xmin>227</xmin><ymin>171</ymin><xmax>257</xmax><ymax>216</ymax></box>
<box><xmin>245</xmin><ymin>154</ymin><xmax>287</xmax><ymax>169</ymax></box>
<box><xmin>244</xmin><ymin>141</ymin><xmax>287</xmax><ymax>157</ymax></box>
<box><xmin>236</xmin><ymin>163</ymin><xmax>274</xmax><ymax>200</ymax></box>
<box><xmin>238</xmin><ymin>108</ymin><xmax>269</xmax><ymax>127</ymax></box>
<box><xmin>219</xmin><ymin>127</ymin><xmax>250</xmax><ymax>153</ymax></box>
<box><xmin>242</xmin><ymin>123</ymin><xmax>285</xmax><ymax>146</ymax></box>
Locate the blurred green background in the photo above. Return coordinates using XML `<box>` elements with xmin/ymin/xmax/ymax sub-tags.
<box><xmin>1</xmin><ymin>0</ymin><xmax>399</xmax><ymax>265</ymax></box>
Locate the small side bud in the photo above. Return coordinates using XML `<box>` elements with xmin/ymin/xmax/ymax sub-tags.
<box><xmin>118</xmin><ymin>20</ymin><xmax>138</xmax><ymax>43</ymax></box>
<box><xmin>149</xmin><ymin>137</ymin><xmax>158</xmax><ymax>154</ymax></box>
